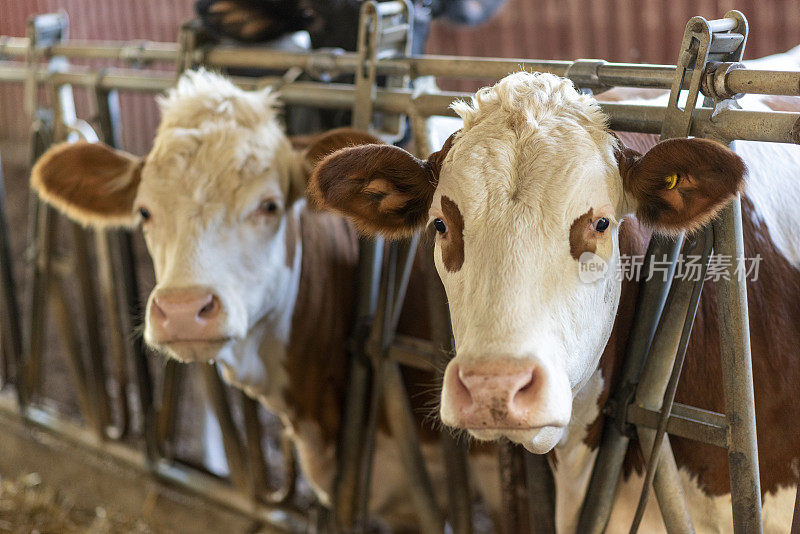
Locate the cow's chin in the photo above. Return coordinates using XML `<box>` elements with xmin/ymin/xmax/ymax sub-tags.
<box><xmin>469</xmin><ymin>426</ymin><xmax>565</xmax><ymax>454</ymax></box>
<box><xmin>156</xmin><ymin>339</ymin><xmax>233</xmax><ymax>363</ymax></box>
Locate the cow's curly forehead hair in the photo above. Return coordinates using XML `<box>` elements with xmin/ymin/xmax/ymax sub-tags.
<box><xmin>450</xmin><ymin>71</ymin><xmax>611</xmax><ymax>148</ymax></box>
<box><xmin>156</xmin><ymin>68</ymin><xmax>281</xmax><ymax>132</ymax></box>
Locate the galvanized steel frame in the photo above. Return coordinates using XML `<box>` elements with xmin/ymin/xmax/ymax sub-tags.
<box><xmin>0</xmin><ymin>4</ymin><xmax>796</xmax><ymax>533</ymax></box>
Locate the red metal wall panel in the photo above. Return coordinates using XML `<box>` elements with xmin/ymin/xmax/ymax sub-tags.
<box><xmin>0</xmin><ymin>0</ymin><xmax>194</xmax><ymax>154</ymax></box>
<box><xmin>427</xmin><ymin>0</ymin><xmax>800</xmax><ymax>91</ymax></box>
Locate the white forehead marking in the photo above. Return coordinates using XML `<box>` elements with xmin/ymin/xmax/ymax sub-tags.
<box><xmin>140</xmin><ymin>69</ymin><xmax>292</xmax><ymax>217</ymax></box>
<box><xmin>443</xmin><ymin>72</ymin><xmax>622</xmax><ymax>218</ymax></box>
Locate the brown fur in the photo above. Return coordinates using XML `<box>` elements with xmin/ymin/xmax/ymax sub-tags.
<box><xmin>568</xmin><ymin>207</ymin><xmax>596</xmax><ymax>261</ymax></box>
<box><xmin>303</xmin><ymin>128</ymin><xmax>383</xmax><ymax>170</ymax></box>
<box><xmin>309</xmin><ymin>132</ymin><xmax>459</xmax><ymax>238</ymax></box>
<box><xmin>440</xmin><ymin>196</ymin><xmax>465</xmax><ymax>272</ymax></box>
<box><xmin>292</xmin><ymin>128</ymin><xmax>383</xmax><ymax>205</ymax></box>
<box><xmin>283</xmin><ymin>208</ymin><xmax>465</xmax><ymax>448</ymax></box>
<box><xmin>30</xmin><ymin>141</ymin><xmax>142</xmax><ymax>228</ymax></box>
<box><xmin>616</xmin><ymin>136</ymin><xmax>746</xmax><ymax>234</ymax></box>
<box><xmin>587</xmin><ymin>132</ymin><xmax>800</xmax><ymax>498</ymax></box>
<box><xmin>582</xmin><ymin>213</ymin><xmax>649</xmax><ymax>480</ymax></box>
<box><xmin>284</xmin><ymin>209</ymin><xmax>360</xmax><ymax>442</ymax></box>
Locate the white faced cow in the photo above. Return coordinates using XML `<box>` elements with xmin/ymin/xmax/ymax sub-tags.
<box><xmin>30</xmin><ymin>70</ymin><xmax>501</xmax><ymax>528</ymax></box>
<box><xmin>311</xmin><ymin>71</ymin><xmax>800</xmax><ymax>532</ymax></box>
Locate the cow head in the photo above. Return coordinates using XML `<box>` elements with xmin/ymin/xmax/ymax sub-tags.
<box><xmin>31</xmin><ymin>70</ymin><xmax>377</xmax><ymax>395</ymax></box>
<box><xmin>311</xmin><ymin>72</ymin><xmax>745</xmax><ymax>453</ymax></box>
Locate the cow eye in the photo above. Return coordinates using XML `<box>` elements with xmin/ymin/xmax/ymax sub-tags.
<box><xmin>593</xmin><ymin>217</ymin><xmax>610</xmax><ymax>233</ymax></box>
<box><xmin>138</xmin><ymin>207</ymin><xmax>151</xmax><ymax>222</ymax></box>
<box><xmin>258</xmin><ymin>199</ymin><xmax>279</xmax><ymax>215</ymax></box>
<box><xmin>433</xmin><ymin>218</ymin><xmax>447</xmax><ymax>235</ymax></box>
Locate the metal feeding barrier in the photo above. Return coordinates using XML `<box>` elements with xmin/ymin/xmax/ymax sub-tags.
<box><xmin>0</xmin><ymin>4</ymin><xmax>798</xmax><ymax>533</ymax></box>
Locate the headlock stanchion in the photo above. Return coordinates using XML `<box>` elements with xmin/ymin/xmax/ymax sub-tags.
<box><xmin>0</xmin><ymin>5</ymin><xmax>795</xmax><ymax>533</ymax></box>
<box><xmin>579</xmin><ymin>11</ymin><xmax>762</xmax><ymax>534</ymax></box>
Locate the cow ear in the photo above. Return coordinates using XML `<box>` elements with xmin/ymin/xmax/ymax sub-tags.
<box><xmin>31</xmin><ymin>141</ymin><xmax>143</xmax><ymax>228</ymax></box>
<box><xmin>618</xmin><ymin>137</ymin><xmax>745</xmax><ymax>234</ymax></box>
<box><xmin>309</xmin><ymin>132</ymin><xmax>458</xmax><ymax>238</ymax></box>
<box><xmin>285</xmin><ymin>128</ymin><xmax>384</xmax><ymax>205</ymax></box>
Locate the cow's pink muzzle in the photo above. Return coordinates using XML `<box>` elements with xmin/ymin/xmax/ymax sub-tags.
<box><xmin>441</xmin><ymin>357</ymin><xmax>571</xmax><ymax>430</ymax></box>
<box><xmin>149</xmin><ymin>286</ymin><xmax>225</xmax><ymax>343</ymax></box>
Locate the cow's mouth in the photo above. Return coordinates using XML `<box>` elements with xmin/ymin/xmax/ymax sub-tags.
<box><xmin>155</xmin><ymin>338</ymin><xmax>234</xmax><ymax>363</ymax></box>
<box><xmin>468</xmin><ymin>426</ymin><xmax>565</xmax><ymax>454</ymax></box>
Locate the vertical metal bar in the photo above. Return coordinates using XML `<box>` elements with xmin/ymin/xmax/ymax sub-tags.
<box><xmin>93</xmin><ymin>86</ymin><xmax>129</xmax><ymax>440</ymax></box>
<box><xmin>0</xmin><ymin>155</ymin><xmax>23</xmax><ymax>392</ymax></box>
<box><xmin>333</xmin><ymin>238</ymin><xmax>382</xmax><ymax>532</ymax></box>
<box><xmin>385</xmin><ymin>238</ymin><xmax>445</xmax><ymax>532</ymax></box>
<box><xmin>118</xmin><ymin>229</ymin><xmax>158</xmax><ymax>464</ymax></box>
<box><xmin>382</xmin><ymin>360</ymin><xmax>445</xmax><ymax>532</ymax></box>
<box><xmin>577</xmin><ymin>234</ymin><xmax>682</xmax><ymax>533</ymax></box>
<box><xmin>48</xmin><ymin>273</ymin><xmax>98</xmax><ymax>430</ymax></box>
<box><xmin>156</xmin><ymin>358</ymin><xmax>183</xmax><ymax>460</ymax></box>
<box><xmin>423</xmin><ymin>235</ymin><xmax>474</xmax><ymax>534</ymax></box>
<box><xmin>524</xmin><ymin>453</ymin><xmax>556</xmax><ymax>534</ymax></box>
<box><xmin>24</xmin><ymin>199</ymin><xmax>56</xmax><ymax>402</ymax></box>
<box><xmin>440</xmin><ymin>432</ymin><xmax>473</xmax><ymax>534</ymax></box>
<box><xmin>630</xmin><ymin>229</ymin><xmax>712</xmax><ymax>534</ymax></box>
<box><xmin>712</xmin><ymin>196</ymin><xmax>762</xmax><ymax>533</ymax></box>
<box><xmin>413</xmin><ymin>115</ymin><xmax>475</xmax><ymax>533</ymax></box>
<box><xmin>498</xmin><ymin>441</ymin><xmax>528</xmax><ymax>534</ymax></box>
<box><xmin>353</xmin><ymin>2</ymin><xmax>380</xmax><ymax>131</ymax></box>
<box><xmin>94</xmin><ymin>229</ymin><xmax>129</xmax><ymax>439</ymax></box>
<box><xmin>197</xmin><ymin>362</ymin><xmax>252</xmax><ymax>495</ymax></box>
<box><xmin>240</xmin><ymin>392</ymin><xmax>269</xmax><ymax>498</ymax></box>
<box><xmin>69</xmin><ymin>221</ymin><xmax>111</xmax><ymax>437</ymax></box>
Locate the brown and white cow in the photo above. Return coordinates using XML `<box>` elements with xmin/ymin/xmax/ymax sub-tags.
<box><xmin>30</xmin><ymin>70</ymin><xmax>500</xmax><ymax>528</ymax></box>
<box><xmin>311</xmin><ymin>71</ymin><xmax>800</xmax><ymax>532</ymax></box>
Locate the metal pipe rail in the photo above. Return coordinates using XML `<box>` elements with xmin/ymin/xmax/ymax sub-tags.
<box><xmin>4</xmin><ymin>35</ymin><xmax>800</xmax><ymax>96</ymax></box>
<box><xmin>2</xmin><ymin>60</ymin><xmax>800</xmax><ymax>147</ymax></box>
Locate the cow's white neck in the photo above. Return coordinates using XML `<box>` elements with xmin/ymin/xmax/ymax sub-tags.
<box><xmin>552</xmin><ymin>370</ymin><xmax>604</xmax><ymax>532</ymax></box>
<box><xmin>215</xmin><ymin>201</ymin><xmax>304</xmax><ymax>415</ymax></box>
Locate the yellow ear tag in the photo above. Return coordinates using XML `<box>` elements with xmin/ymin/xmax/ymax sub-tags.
<box><xmin>665</xmin><ymin>173</ymin><xmax>679</xmax><ymax>190</ymax></box>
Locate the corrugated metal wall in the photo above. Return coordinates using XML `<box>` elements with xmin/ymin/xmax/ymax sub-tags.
<box><xmin>2</xmin><ymin>1</ymin><xmax>800</xmax><ymax>152</ymax></box>
<box><xmin>427</xmin><ymin>0</ymin><xmax>800</xmax><ymax>91</ymax></box>
<box><xmin>0</xmin><ymin>0</ymin><xmax>194</xmax><ymax>154</ymax></box>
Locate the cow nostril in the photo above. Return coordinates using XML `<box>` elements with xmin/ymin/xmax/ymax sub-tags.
<box><xmin>513</xmin><ymin>369</ymin><xmax>539</xmax><ymax>407</ymax></box>
<box><xmin>151</xmin><ymin>299</ymin><xmax>166</xmax><ymax>319</ymax></box>
<box><xmin>518</xmin><ymin>374</ymin><xmax>535</xmax><ymax>393</ymax></box>
<box><xmin>198</xmin><ymin>296</ymin><xmax>219</xmax><ymax>319</ymax></box>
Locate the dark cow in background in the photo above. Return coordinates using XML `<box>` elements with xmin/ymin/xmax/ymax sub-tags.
<box><xmin>195</xmin><ymin>0</ymin><xmax>508</xmax><ymax>53</ymax></box>
<box><xmin>30</xmin><ymin>70</ymin><xmax>501</xmax><ymax>529</ymax></box>
<box><xmin>312</xmin><ymin>70</ymin><xmax>800</xmax><ymax>531</ymax></box>
<box><xmin>193</xmin><ymin>0</ymin><xmax>509</xmax><ymax>136</ymax></box>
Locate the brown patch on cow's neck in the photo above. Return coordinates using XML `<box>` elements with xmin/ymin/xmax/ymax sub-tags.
<box><xmin>667</xmin><ymin>197</ymin><xmax>800</xmax><ymax>496</ymax></box>
<box><xmin>569</xmin><ymin>207</ymin><xmax>596</xmax><ymax>260</ymax></box>
<box><xmin>440</xmin><ymin>195</ymin><xmax>465</xmax><ymax>272</ymax></box>
<box><xmin>582</xmin><ymin>150</ymin><xmax>800</xmax><ymax>496</ymax></box>
<box><xmin>284</xmin><ymin>209</ymin><xmax>359</xmax><ymax>444</ymax></box>
<box><xmin>282</xmin><ymin>211</ymin><xmax>444</xmax><ymax>447</ymax></box>
<box><xmin>283</xmin><ymin>207</ymin><xmax>299</xmax><ymax>268</ymax></box>
<box><xmin>582</xmin><ymin>213</ymin><xmax>650</xmax><ymax>483</ymax></box>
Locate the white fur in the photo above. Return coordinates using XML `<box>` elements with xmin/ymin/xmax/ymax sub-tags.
<box><xmin>432</xmin><ymin>70</ymin><xmax>799</xmax><ymax>531</ymax></box>
<box><xmin>118</xmin><ymin>70</ymin><xmax>501</xmax><ymax>525</ymax></box>
<box><xmin>437</xmin><ymin>72</ymin><xmax>626</xmax><ymax>454</ymax></box>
